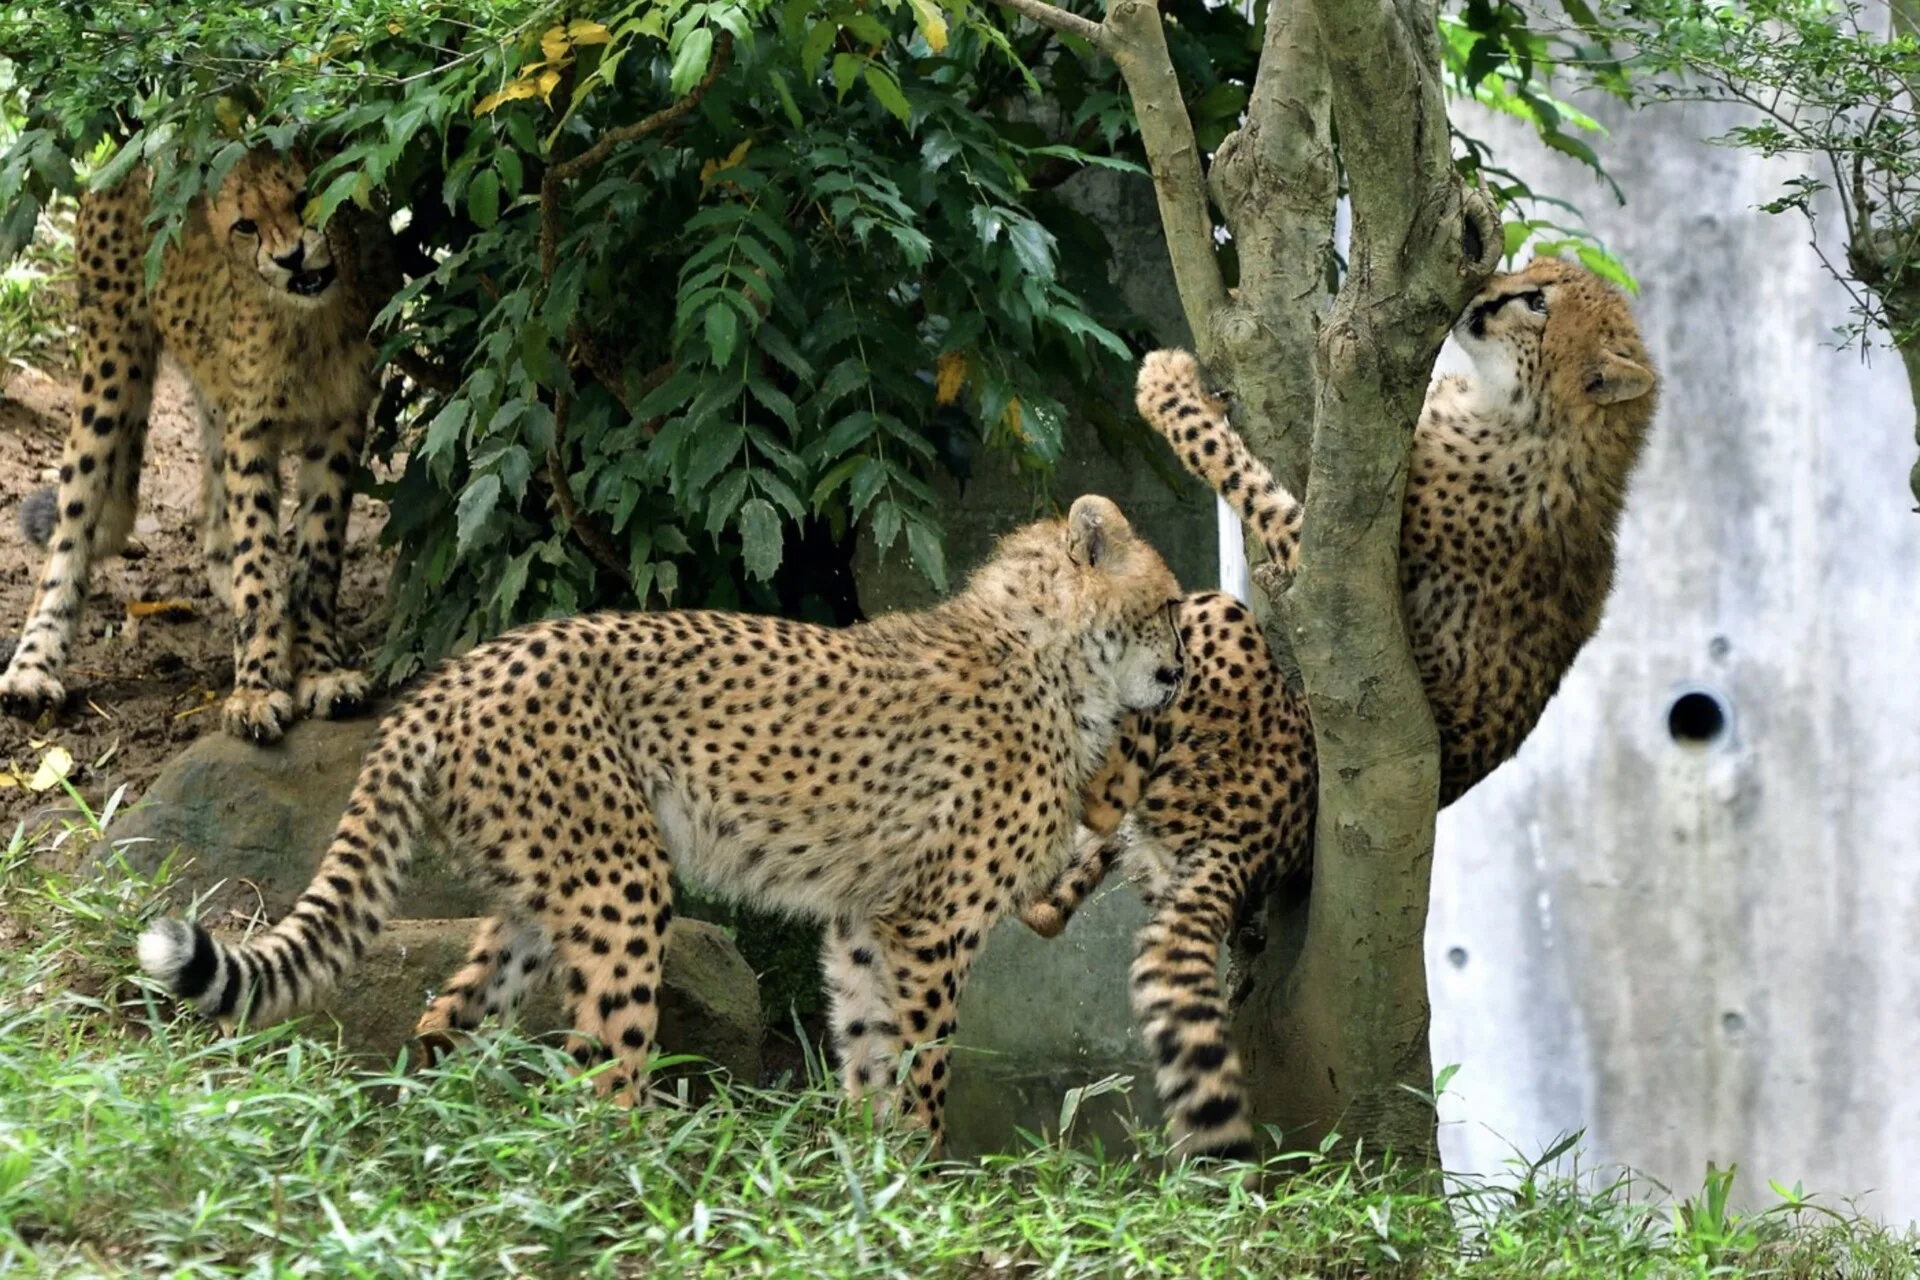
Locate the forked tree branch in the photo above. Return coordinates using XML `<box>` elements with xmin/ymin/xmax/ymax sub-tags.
<box><xmin>1240</xmin><ymin>0</ymin><xmax>1500</xmax><ymax>1162</ymax></box>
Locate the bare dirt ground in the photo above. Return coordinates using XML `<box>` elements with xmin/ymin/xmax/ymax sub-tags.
<box><xmin>0</xmin><ymin>358</ymin><xmax>395</xmax><ymax>826</ymax></box>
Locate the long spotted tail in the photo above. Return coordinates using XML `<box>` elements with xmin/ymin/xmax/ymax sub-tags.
<box><xmin>1130</xmin><ymin>843</ymin><xmax>1258</xmax><ymax>1163</ymax></box>
<box><xmin>137</xmin><ymin>708</ymin><xmax>438</xmax><ymax>1026</ymax></box>
<box><xmin>1134</xmin><ymin>350</ymin><xmax>1302</xmax><ymax>570</ymax></box>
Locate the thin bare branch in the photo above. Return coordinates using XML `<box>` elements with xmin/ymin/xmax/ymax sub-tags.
<box><xmin>992</xmin><ymin>0</ymin><xmax>1109</xmax><ymax>51</ymax></box>
<box><xmin>1103</xmin><ymin>0</ymin><xmax>1232</xmax><ymax>357</ymax></box>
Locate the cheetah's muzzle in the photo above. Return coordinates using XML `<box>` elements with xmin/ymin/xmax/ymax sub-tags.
<box><xmin>287</xmin><ymin>265</ymin><xmax>336</xmax><ymax>297</ymax></box>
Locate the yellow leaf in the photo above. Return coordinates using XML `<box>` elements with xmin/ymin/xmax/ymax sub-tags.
<box><xmin>1002</xmin><ymin>397</ymin><xmax>1024</xmax><ymax>439</ymax></box>
<box><xmin>541</xmin><ymin>24</ymin><xmax>572</xmax><ymax>66</ymax></box>
<box><xmin>28</xmin><ymin>745</ymin><xmax>73</xmax><ymax>792</ymax></box>
<box><xmin>935</xmin><ymin>351</ymin><xmax>967</xmax><ymax>406</ymax></box>
<box><xmin>387</xmin><ymin>20</ymin><xmax>403</xmax><ymax>34</ymax></box>
<box><xmin>699</xmin><ymin>139</ymin><xmax>754</xmax><ymax>194</ymax></box>
<box><xmin>537</xmin><ymin>69</ymin><xmax>564</xmax><ymax>104</ymax></box>
<box><xmin>907</xmin><ymin>0</ymin><xmax>950</xmax><ymax>53</ymax></box>
<box><xmin>568</xmin><ymin>19</ymin><xmax>612</xmax><ymax>45</ymax></box>
<box><xmin>475</xmin><ymin>77</ymin><xmax>544</xmax><ymax>116</ymax></box>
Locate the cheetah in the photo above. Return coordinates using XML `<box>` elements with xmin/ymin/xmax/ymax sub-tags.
<box><xmin>136</xmin><ymin>495</ymin><xmax>1187</xmax><ymax>1152</ymax></box>
<box><xmin>1024</xmin><ymin>257</ymin><xmax>1659</xmax><ymax>1162</ymax></box>
<box><xmin>1</xmin><ymin>147</ymin><xmax>397</xmax><ymax>743</ymax></box>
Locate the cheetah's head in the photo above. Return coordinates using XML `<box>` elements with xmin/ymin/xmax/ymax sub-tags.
<box><xmin>208</xmin><ymin>149</ymin><xmax>341</xmax><ymax>307</ymax></box>
<box><xmin>1452</xmin><ymin>256</ymin><xmax>1656</xmax><ymax>431</ymax></box>
<box><xmin>970</xmin><ymin>495</ymin><xmax>1186</xmax><ymax>714</ymax></box>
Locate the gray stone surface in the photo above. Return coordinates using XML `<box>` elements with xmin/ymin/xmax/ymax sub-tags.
<box><xmin>100</xmin><ymin>706</ymin><xmax>490</xmax><ymax>922</ymax></box>
<box><xmin>1427</xmin><ymin>97</ymin><xmax>1920</xmax><ymax>1222</ymax></box>
<box><xmin>946</xmin><ymin>882</ymin><xmax>1160</xmax><ymax>1157</ymax></box>
<box><xmin>303</xmin><ymin>915</ymin><xmax>762</xmax><ymax>1085</ymax></box>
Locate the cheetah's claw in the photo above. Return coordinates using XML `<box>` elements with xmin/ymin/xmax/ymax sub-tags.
<box><xmin>223</xmin><ymin>686</ymin><xmax>295</xmax><ymax>744</ymax></box>
<box><xmin>0</xmin><ymin>666</ymin><xmax>66</xmax><ymax>723</ymax></box>
<box><xmin>297</xmin><ymin>667</ymin><xmax>370</xmax><ymax>721</ymax></box>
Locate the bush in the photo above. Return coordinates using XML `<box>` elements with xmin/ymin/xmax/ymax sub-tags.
<box><xmin>0</xmin><ymin>0</ymin><xmax>1265</xmax><ymax>680</ymax></box>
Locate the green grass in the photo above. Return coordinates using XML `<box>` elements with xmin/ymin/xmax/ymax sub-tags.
<box><xmin>2</xmin><ymin>799</ymin><xmax>1915</xmax><ymax>1278</ymax></box>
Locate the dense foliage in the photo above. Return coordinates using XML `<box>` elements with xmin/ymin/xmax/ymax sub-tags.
<box><xmin>0</xmin><ymin>0</ymin><xmax>1640</xmax><ymax>678</ymax></box>
<box><xmin>0</xmin><ymin>0</ymin><xmax>1260</xmax><ymax>681</ymax></box>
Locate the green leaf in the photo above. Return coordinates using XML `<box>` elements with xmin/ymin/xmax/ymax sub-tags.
<box><xmin>756</xmin><ymin>324</ymin><xmax>813</xmax><ymax>380</ymax></box>
<box><xmin>422</xmin><ymin>400</ymin><xmax>470</xmax><ymax>460</ymax></box>
<box><xmin>905</xmin><ymin>518</ymin><xmax>947</xmax><ymax>593</ymax></box>
<box><xmin>671</xmin><ymin>28</ymin><xmax>716</xmax><ymax>96</ymax></box>
<box><xmin>812</xmin><ymin>455</ymin><xmax>865</xmax><ymax>508</ymax></box>
<box><xmin>970</xmin><ymin>205</ymin><xmax>1005</xmax><ymax>248</ymax></box>
<box><xmin>494</xmin><ymin>549</ymin><xmax>534</xmax><ymax>617</ymax></box>
<box><xmin>1188</xmin><ymin>82</ymin><xmax>1248</xmax><ymax>122</ymax></box>
<box><xmin>801</xmin><ymin>19</ymin><xmax>837</xmax><ymax>74</ymax></box>
<box><xmin>468</xmin><ymin>169</ymin><xmax>501</xmax><ymax>229</ymax></box>
<box><xmin>832</xmin><ymin>53</ymin><xmax>863</xmax><ymax>100</ymax></box>
<box><xmin>923</xmin><ymin>131</ymin><xmax>963</xmax><ymax>172</ymax></box>
<box><xmin>738</xmin><ymin>497</ymin><xmax>783</xmax><ymax>581</ymax></box>
<box><xmin>1007</xmin><ymin>217</ymin><xmax>1056</xmax><ymax>282</ymax></box>
<box><xmin>89</xmin><ymin>131</ymin><xmax>145</xmax><ymax>193</ymax></box>
<box><xmin>864</xmin><ymin>64</ymin><xmax>912</xmax><ymax>126</ymax></box>
<box><xmin>705</xmin><ymin>302</ymin><xmax>741</xmax><ymax>368</ymax></box>
<box><xmin>456</xmin><ymin>473</ymin><xmax>502</xmax><ymax>556</ymax></box>
<box><xmin>871</xmin><ymin>500</ymin><xmax>903</xmax><ymax>552</ymax></box>
<box><xmin>768</xmin><ymin>69</ymin><xmax>805</xmax><ymax>130</ymax></box>
<box><xmin>705</xmin><ymin>469</ymin><xmax>752</xmax><ymax>534</ymax></box>
<box><xmin>684</xmin><ymin>424</ymin><xmax>745</xmax><ymax>493</ymax></box>
<box><xmin>849</xmin><ymin>457</ymin><xmax>887</xmax><ymax>516</ymax></box>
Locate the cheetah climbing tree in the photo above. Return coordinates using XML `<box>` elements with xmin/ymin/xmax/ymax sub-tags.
<box><xmin>997</xmin><ymin>0</ymin><xmax>1503</xmax><ymax>1163</ymax></box>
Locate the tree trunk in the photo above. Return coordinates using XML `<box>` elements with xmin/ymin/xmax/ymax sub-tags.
<box><xmin>1004</xmin><ymin>0</ymin><xmax>1499</xmax><ymax>1161</ymax></box>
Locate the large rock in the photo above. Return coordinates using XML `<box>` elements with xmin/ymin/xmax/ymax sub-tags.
<box><xmin>303</xmin><ymin>916</ymin><xmax>762</xmax><ymax>1084</ymax></box>
<box><xmin>102</xmin><ymin>707</ymin><xmax>490</xmax><ymax>921</ymax></box>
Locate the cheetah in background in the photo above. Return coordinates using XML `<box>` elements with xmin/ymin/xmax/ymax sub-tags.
<box><xmin>137</xmin><ymin>495</ymin><xmax>1188</xmax><ymax>1153</ymax></box>
<box><xmin>1</xmin><ymin>147</ymin><xmax>398</xmax><ymax>743</ymax></box>
<box><xmin>1026</xmin><ymin>257</ymin><xmax>1659</xmax><ymax>1162</ymax></box>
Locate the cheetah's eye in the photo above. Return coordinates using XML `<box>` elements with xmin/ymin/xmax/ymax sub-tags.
<box><xmin>231</xmin><ymin>219</ymin><xmax>258</xmax><ymax>237</ymax></box>
<box><xmin>1524</xmin><ymin>290</ymin><xmax>1547</xmax><ymax>314</ymax></box>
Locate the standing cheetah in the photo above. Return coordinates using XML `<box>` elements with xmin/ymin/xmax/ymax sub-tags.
<box><xmin>1</xmin><ymin>147</ymin><xmax>397</xmax><ymax>743</ymax></box>
<box><xmin>1026</xmin><ymin>257</ymin><xmax>1659</xmax><ymax>1161</ymax></box>
<box><xmin>137</xmin><ymin>495</ymin><xmax>1187</xmax><ymax>1151</ymax></box>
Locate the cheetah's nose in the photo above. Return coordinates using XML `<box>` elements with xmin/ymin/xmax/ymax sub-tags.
<box><xmin>274</xmin><ymin>243</ymin><xmax>306</xmax><ymax>271</ymax></box>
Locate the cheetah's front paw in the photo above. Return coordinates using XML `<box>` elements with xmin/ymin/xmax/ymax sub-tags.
<box><xmin>297</xmin><ymin>667</ymin><xmax>370</xmax><ymax>721</ymax></box>
<box><xmin>0</xmin><ymin>665</ymin><xmax>66</xmax><ymax>723</ymax></box>
<box><xmin>223</xmin><ymin>686</ymin><xmax>295</xmax><ymax>744</ymax></box>
<box><xmin>1022</xmin><ymin>900</ymin><xmax>1068</xmax><ymax>938</ymax></box>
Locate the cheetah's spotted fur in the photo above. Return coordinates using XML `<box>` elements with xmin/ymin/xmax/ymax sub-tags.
<box><xmin>1025</xmin><ymin>257</ymin><xmax>1659</xmax><ymax>1162</ymax></box>
<box><xmin>1</xmin><ymin>147</ymin><xmax>397</xmax><ymax>743</ymax></box>
<box><xmin>137</xmin><ymin>495</ymin><xmax>1187</xmax><ymax>1152</ymax></box>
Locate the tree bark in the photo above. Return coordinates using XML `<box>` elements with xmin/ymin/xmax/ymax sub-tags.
<box><xmin>1002</xmin><ymin>0</ymin><xmax>1498</xmax><ymax>1162</ymax></box>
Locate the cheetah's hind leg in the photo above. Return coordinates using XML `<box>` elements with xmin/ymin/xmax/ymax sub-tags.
<box><xmin>413</xmin><ymin>914</ymin><xmax>557</xmax><ymax>1065</ymax></box>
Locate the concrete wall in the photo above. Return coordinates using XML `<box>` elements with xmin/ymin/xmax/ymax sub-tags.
<box><xmin>1429</xmin><ymin>98</ymin><xmax>1920</xmax><ymax>1221</ymax></box>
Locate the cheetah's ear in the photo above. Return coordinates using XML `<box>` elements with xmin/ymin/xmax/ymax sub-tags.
<box><xmin>1067</xmin><ymin>494</ymin><xmax>1133</xmax><ymax>570</ymax></box>
<box><xmin>1583</xmin><ymin>352</ymin><xmax>1654</xmax><ymax>405</ymax></box>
